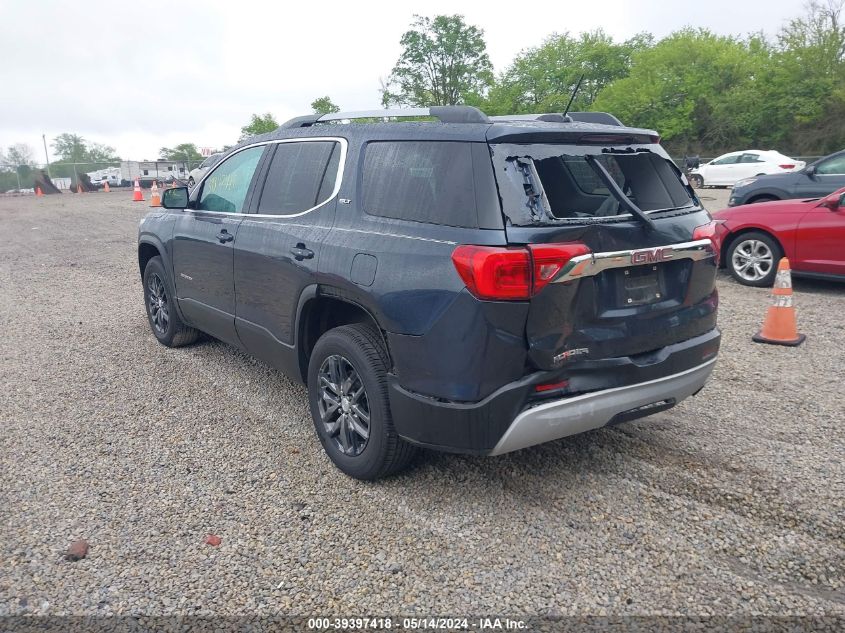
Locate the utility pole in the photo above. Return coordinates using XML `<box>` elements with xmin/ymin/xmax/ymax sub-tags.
<box><xmin>42</xmin><ymin>134</ymin><xmax>51</xmax><ymax>178</ymax></box>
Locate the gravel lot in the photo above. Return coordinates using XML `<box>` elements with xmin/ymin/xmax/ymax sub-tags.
<box><xmin>1</xmin><ymin>191</ymin><xmax>843</xmax><ymax>621</ymax></box>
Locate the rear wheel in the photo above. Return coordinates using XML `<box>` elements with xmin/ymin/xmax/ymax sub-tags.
<box><xmin>307</xmin><ymin>324</ymin><xmax>416</xmax><ymax>480</ymax></box>
<box><xmin>726</xmin><ymin>232</ymin><xmax>783</xmax><ymax>287</ymax></box>
<box><xmin>187</xmin><ymin>177</ymin><xmax>195</xmax><ymax>187</ymax></box>
<box><xmin>688</xmin><ymin>173</ymin><xmax>704</xmax><ymax>189</ymax></box>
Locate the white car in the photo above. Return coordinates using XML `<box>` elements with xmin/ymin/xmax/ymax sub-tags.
<box><xmin>187</xmin><ymin>153</ymin><xmax>223</xmax><ymax>187</ymax></box>
<box><xmin>688</xmin><ymin>150</ymin><xmax>805</xmax><ymax>188</ymax></box>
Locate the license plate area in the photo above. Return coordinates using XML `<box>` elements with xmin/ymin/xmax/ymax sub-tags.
<box><xmin>614</xmin><ymin>264</ymin><xmax>665</xmax><ymax>307</ymax></box>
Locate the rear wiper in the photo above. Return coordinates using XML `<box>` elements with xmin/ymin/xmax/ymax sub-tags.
<box><xmin>584</xmin><ymin>154</ymin><xmax>656</xmax><ymax>231</ymax></box>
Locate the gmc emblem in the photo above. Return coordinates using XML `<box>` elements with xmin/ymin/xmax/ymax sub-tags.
<box><xmin>631</xmin><ymin>248</ymin><xmax>673</xmax><ymax>265</ymax></box>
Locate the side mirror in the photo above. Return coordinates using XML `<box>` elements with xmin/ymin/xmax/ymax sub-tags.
<box><xmin>821</xmin><ymin>191</ymin><xmax>844</xmax><ymax>211</ymax></box>
<box><xmin>805</xmin><ymin>165</ymin><xmax>816</xmax><ymax>178</ymax></box>
<box><xmin>162</xmin><ymin>186</ymin><xmax>189</xmax><ymax>209</ymax></box>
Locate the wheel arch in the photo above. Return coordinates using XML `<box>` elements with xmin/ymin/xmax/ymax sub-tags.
<box><xmin>720</xmin><ymin>226</ymin><xmax>784</xmax><ymax>269</ymax></box>
<box><xmin>138</xmin><ymin>238</ymin><xmax>165</xmax><ymax>278</ymax></box>
<box><xmin>296</xmin><ymin>290</ymin><xmax>391</xmax><ymax>384</ymax></box>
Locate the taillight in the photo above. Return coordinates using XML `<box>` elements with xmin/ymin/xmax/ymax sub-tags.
<box><xmin>693</xmin><ymin>221</ymin><xmax>719</xmax><ymax>265</ymax></box>
<box><xmin>779</xmin><ymin>164</ymin><xmax>795</xmax><ymax>170</ymax></box>
<box><xmin>451</xmin><ymin>242</ymin><xmax>590</xmax><ymax>301</ymax></box>
<box><xmin>528</xmin><ymin>243</ymin><xmax>591</xmax><ymax>294</ymax></box>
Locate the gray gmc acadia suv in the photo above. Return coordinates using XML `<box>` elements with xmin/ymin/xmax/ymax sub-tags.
<box><xmin>138</xmin><ymin>106</ymin><xmax>721</xmax><ymax>480</ymax></box>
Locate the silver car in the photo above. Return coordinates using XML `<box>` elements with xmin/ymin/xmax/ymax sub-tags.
<box><xmin>187</xmin><ymin>153</ymin><xmax>223</xmax><ymax>187</ymax></box>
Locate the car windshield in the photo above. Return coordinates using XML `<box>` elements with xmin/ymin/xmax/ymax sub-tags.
<box><xmin>491</xmin><ymin>144</ymin><xmax>696</xmax><ymax>226</ymax></box>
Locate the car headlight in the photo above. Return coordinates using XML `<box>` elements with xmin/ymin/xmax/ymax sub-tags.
<box><xmin>733</xmin><ymin>177</ymin><xmax>757</xmax><ymax>189</ymax></box>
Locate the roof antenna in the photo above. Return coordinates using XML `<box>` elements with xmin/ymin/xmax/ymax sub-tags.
<box><xmin>562</xmin><ymin>74</ymin><xmax>585</xmax><ymax>119</ymax></box>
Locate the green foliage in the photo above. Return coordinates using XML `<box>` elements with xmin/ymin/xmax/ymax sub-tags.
<box><xmin>588</xmin><ymin>0</ymin><xmax>845</xmax><ymax>156</ymax></box>
<box><xmin>239</xmin><ymin>113</ymin><xmax>279</xmax><ymax>141</ymax></box>
<box><xmin>382</xmin><ymin>14</ymin><xmax>493</xmax><ymax>107</ymax></box>
<box><xmin>480</xmin><ymin>30</ymin><xmax>652</xmax><ymax>115</ymax></box>
<box><xmin>311</xmin><ymin>96</ymin><xmax>340</xmax><ymax>115</ymax></box>
<box><xmin>159</xmin><ymin>143</ymin><xmax>203</xmax><ymax>161</ymax></box>
<box><xmin>0</xmin><ymin>143</ymin><xmax>37</xmax><ymax>192</ymax></box>
<box><xmin>52</xmin><ymin>133</ymin><xmax>119</xmax><ymax>164</ymax></box>
<box><xmin>4</xmin><ymin>143</ymin><xmax>35</xmax><ymax>168</ymax></box>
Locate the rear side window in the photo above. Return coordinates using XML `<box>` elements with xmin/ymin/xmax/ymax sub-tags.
<box><xmin>257</xmin><ymin>141</ymin><xmax>339</xmax><ymax>215</ymax></box>
<box><xmin>361</xmin><ymin>141</ymin><xmax>477</xmax><ymax>227</ymax></box>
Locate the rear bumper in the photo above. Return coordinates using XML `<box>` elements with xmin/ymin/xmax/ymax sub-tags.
<box><xmin>489</xmin><ymin>358</ymin><xmax>715</xmax><ymax>455</ymax></box>
<box><xmin>387</xmin><ymin>328</ymin><xmax>720</xmax><ymax>455</ymax></box>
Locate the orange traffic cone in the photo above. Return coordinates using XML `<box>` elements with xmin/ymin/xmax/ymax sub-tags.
<box><xmin>133</xmin><ymin>178</ymin><xmax>144</xmax><ymax>202</ymax></box>
<box><xmin>76</xmin><ymin>183</ymin><xmax>83</xmax><ymax>194</ymax></box>
<box><xmin>36</xmin><ymin>186</ymin><xmax>43</xmax><ymax>197</ymax></box>
<box><xmin>150</xmin><ymin>181</ymin><xmax>161</xmax><ymax>207</ymax></box>
<box><xmin>103</xmin><ymin>182</ymin><xmax>110</xmax><ymax>193</ymax></box>
<box><xmin>753</xmin><ymin>258</ymin><xmax>806</xmax><ymax>346</ymax></box>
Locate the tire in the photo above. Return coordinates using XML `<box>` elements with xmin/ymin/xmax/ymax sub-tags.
<box><xmin>188</xmin><ymin>177</ymin><xmax>195</xmax><ymax>187</ymax></box>
<box><xmin>726</xmin><ymin>231</ymin><xmax>783</xmax><ymax>287</ymax></box>
<box><xmin>142</xmin><ymin>256</ymin><xmax>200</xmax><ymax>347</ymax></box>
<box><xmin>688</xmin><ymin>173</ymin><xmax>704</xmax><ymax>189</ymax></box>
<box><xmin>307</xmin><ymin>324</ymin><xmax>417</xmax><ymax>480</ymax></box>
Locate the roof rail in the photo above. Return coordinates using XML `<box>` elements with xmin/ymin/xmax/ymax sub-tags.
<box><xmin>489</xmin><ymin>111</ymin><xmax>625</xmax><ymax>127</ymax></box>
<box><xmin>279</xmin><ymin>106</ymin><xmax>489</xmax><ymax>129</ymax></box>
<box><xmin>278</xmin><ymin>114</ymin><xmax>322</xmax><ymax>129</ymax></box>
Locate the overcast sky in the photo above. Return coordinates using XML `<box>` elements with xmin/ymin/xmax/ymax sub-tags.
<box><xmin>1</xmin><ymin>0</ymin><xmax>805</xmax><ymax>162</ymax></box>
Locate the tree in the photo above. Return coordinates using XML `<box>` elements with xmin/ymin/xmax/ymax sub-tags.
<box><xmin>159</xmin><ymin>143</ymin><xmax>202</xmax><ymax>161</ymax></box>
<box><xmin>239</xmin><ymin>113</ymin><xmax>279</xmax><ymax>141</ymax></box>
<box><xmin>52</xmin><ymin>133</ymin><xmax>88</xmax><ymax>163</ymax></box>
<box><xmin>5</xmin><ymin>143</ymin><xmax>35</xmax><ymax>168</ymax></box>
<box><xmin>381</xmin><ymin>14</ymin><xmax>493</xmax><ymax>107</ymax></box>
<box><xmin>86</xmin><ymin>143</ymin><xmax>120</xmax><ymax>163</ymax></box>
<box><xmin>311</xmin><ymin>96</ymin><xmax>340</xmax><ymax>115</ymax></box>
<box><xmin>482</xmin><ymin>30</ymin><xmax>652</xmax><ymax>115</ymax></box>
<box><xmin>592</xmin><ymin>29</ymin><xmax>759</xmax><ymax>152</ymax></box>
<box><xmin>51</xmin><ymin>133</ymin><xmax>119</xmax><ymax>164</ymax></box>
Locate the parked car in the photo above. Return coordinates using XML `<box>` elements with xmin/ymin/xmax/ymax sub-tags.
<box><xmin>138</xmin><ymin>106</ymin><xmax>721</xmax><ymax>480</ymax></box>
<box><xmin>187</xmin><ymin>153</ymin><xmax>223</xmax><ymax>187</ymax></box>
<box><xmin>712</xmin><ymin>186</ymin><xmax>845</xmax><ymax>286</ymax></box>
<box><xmin>687</xmin><ymin>150</ymin><xmax>805</xmax><ymax>189</ymax></box>
<box><xmin>728</xmin><ymin>149</ymin><xmax>845</xmax><ymax>206</ymax></box>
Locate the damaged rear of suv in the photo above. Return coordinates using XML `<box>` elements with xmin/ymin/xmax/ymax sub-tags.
<box><xmin>139</xmin><ymin>106</ymin><xmax>719</xmax><ymax>480</ymax></box>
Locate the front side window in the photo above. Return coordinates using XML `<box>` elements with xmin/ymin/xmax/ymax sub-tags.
<box><xmin>361</xmin><ymin>141</ymin><xmax>477</xmax><ymax>227</ymax></box>
<box><xmin>257</xmin><ymin>141</ymin><xmax>340</xmax><ymax>215</ymax></box>
<box><xmin>197</xmin><ymin>146</ymin><xmax>264</xmax><ymax>213</ymax></box>
<box><xmin>817</xmin><ymin>154</ymin><xmax>845</xmax><ymax>175</ymax></box>
<box><xmin>711</xmin><ymin>154</ymin><xmax>740</xmax><ymax>165</ymax></box>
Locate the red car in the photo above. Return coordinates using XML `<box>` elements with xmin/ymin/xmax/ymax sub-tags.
<box><xmin>711</xmin><ymin>187</ymin><xmax>845</xmax><ymax>286</ymax></box>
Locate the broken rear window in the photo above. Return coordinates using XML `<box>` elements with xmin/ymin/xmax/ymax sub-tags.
<box><xmin>491</xmin><ymin>144</ymin><xmax>695</xmax><ymax>226</ymax></box>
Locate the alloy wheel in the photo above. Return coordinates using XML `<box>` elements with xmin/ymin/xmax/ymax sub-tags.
<box><xmin>147</xmin><ymin>273</ymin><xmax>170</xmax><ymax>335</ymax></box>
<box><xmin>732</xmin><ymin>239</ymin><xmax>774</xmax><ymax>282</ymax></box>
<box><xmin>317</xmin><ymin>354</ymin><xmax>371</xmax><ymax>457</ymax></box>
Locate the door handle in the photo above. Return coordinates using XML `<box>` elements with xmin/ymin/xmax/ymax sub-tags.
<box><xmin>290</xmin><ymin>243</ymin><xmax>314</xmax><ymax>261</ymax></box>
<box><xmin>217</xmin><ymin>230</ymin><xmax>234</xmax><ymax>243</ymax></box>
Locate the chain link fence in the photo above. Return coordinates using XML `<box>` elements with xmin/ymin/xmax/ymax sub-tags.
<box><xmin>0</xmin><ymin>158</ymin><xmax>209</xmax><ymax>194</ymax></box>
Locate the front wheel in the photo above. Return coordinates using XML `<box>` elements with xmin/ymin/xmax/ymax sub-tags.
<box><xmin>688</xmin><ymin>173</ymin><xmax>704</xmax><ymax>189</ymax></box>
<box><xmin>726</xmin><ymin>232</ymin><xmax>783</xmax><ymax>287</ymax></box>
<box><xmin>307</xmin><ymin>324</ymin><xmax>416</xmax><ymax>480</ymax></box>
<box><xmin>187</xmin><ymin>177</ymin><xmax>195</xmax><ymax>187</ymax></box>
<box><xmin>143</xmin><ymin>256</ymin><xmax>200</xmax><ymax>347</ymax></box>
